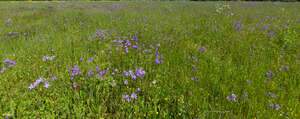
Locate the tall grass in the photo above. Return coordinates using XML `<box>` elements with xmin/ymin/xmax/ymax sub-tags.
<box><xmin>0</xmin><ymin>1</ymin><xmax>299</xmax><ymax>118</ymax></box>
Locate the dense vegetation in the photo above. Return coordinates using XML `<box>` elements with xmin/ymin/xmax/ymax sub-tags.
<box><xmin>1</xmin><ymin>0</ymin><xmax>300</xmax><ymax>2</ymax></box>
<box><xmin>0</xmin><ymin>1</ymin><xmax>299</xmax><ymax>119</ymax></box>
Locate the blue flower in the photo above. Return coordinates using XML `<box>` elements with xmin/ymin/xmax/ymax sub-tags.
<box><xmin>0</xmin><ymin>68</ymin><xmax>6</xmax><ymax>73</ymax></box>
<box><xmin>73</xmin><ymin>83</ymin><xmax>77</xmax><ymax>88</ymax></box>
<box><xmin>5</xmin><ymin>115</ymin><xmax>12</xmax><ymax>119</ymax></box>
<box><xmin>89</xmin><ymin>57</ymin><xmax>94</xmax><ymax>62</ymax></box>
<box><xmin>275</xmin><ymin>104</ymin><xmax>280</xmax><ymax>109</ymax></box>
<box><xmin>122</xmin><ymin>94</ymin><xmax>131</xmax><ymax>102</ymax></box>
<box><xmin>44</xmin><ymin>81</ymin><xmax>50</xmax><ymax>88</ymax></box>
<box><xmin>131</xmin><ymin>92</ymin><xmax>137</xmax><ymax>99</ymax></box>
<box><xmin>124</xmin><ymin>80</ymin><xmax>128</xmax><ymax>85</ymax></box>
<box><xmin>226</xmin><ymin>96</ymin><xmax>231</xmax><ymax>101</ymax></box>
<box><xmin>28</xmin><ymin>78</ymin><xmax>44</xmax><ymax>90</ymax></box>
<box><xmin>270</xmin><ymin>104</ymin><xmax>274</xmax><ymax>108</ymax></box>
<box><xmin>52</xmin><ymin>77</ymin><xmax>56</xmax><ymax>80</ymax></box>
<box><xmin>7</xmin><ymin>18</ymin><xmax>12</xmax><ymax>23</ymax></box>
<box><xmin>200</xmin><ymin>46</ymin><xmax>205</xmax><ymax>52</ymax></box>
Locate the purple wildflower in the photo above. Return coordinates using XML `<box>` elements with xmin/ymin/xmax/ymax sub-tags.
<box><xmin>226</xmin><ymin>96</ymin><xmax>231</xmax><ymax>101</ymax></box>
<box><xmin>96</xmin><ymin>66</ymin><xmax>100</xmax><ymax>71</ymax></box>
<box><xmin>0</xmin><ymin>68</ymin><xmax>6</xmax><ymax>73</ymax></box>
<box><xmin>242</xmin><ymin>94</ymin><xmax>247</xmax><ymax>98</ymax></box>
<box><xmin>52</xmin><ymin>77</ymin><xmax>56</xmax><ymax>80</ymax></box>
<box><xmin>271</xmin><ymin>93</ymin><xmax>275</xmax><ymax>98</ymax></box>
<box><xmin>3</xmin><ymin>59</ymin><xmax>16</xmax><ymax>67</ymax></box>
<box><xmin>44</xmin><ymin>81</ymin><xmax>50</xmax><ymax>88</ymax></box>
<box><xmin>231</xmin><ymin>94</ymin><xmax>237</xmax><ymax>102</ymax></box>
<box><xmin>266</xmin><ymin>70</ymin><xmax>272</xmax><ymax>77</ymax></box>
<box><xmin>7</xmin><ymin>18</ymin><xmax>12</xmax><ymax>23</ymax></box>
<box><xmin>269</xmin><ymin>30</ymin><xmax>274</xmax><ymax>37</ymax></box>
<box><xmin>200</xmin><ymin>46</ymin><xmax>205</xmax><ymax>52</ymax></box>
<box><xmin>283</xmin><ymin>66</ymin><xmax>289</xmax><ymax>70</ymax></box>
<box><xmin>73</xmin><ymin>82</ymin><xmax>77</xmax><ymax>88</ymax></box>
<box><xmin>275</xmin><ymin>104</ymin><xmax>280</xmax><ymax>110</ymax></box>
<box><xmin>155</xmin><ymin>57</ymin><xmax>160</xmax><ymax>64</ymax></box>
<box><xmin>232</xmin><ymin>98</ymin><xmax>237</xmax><ymax>102</ymax></box>
<box><xmin>28</xmin><ymin>84</ymin><xmax>35</xmax><ymax>90</ymax></box>
<box><xmin>124</xmin><ymin>80</ymin><xmax>128</xmax><ymax>85</ymax></box>
<box><xmin>132</xmin><ymin>36</ymin><xmax>138</xmax><ymax>41</ymax></box>
<box><xmin>9</xmin><ymin>61</ymin><xmax>16</xmax><ymax>65</ymax></box>
<box><xmin>136</xmin><ymin>67</ymin><xmax>146</xmax><ymax>78</ymax></box>
<box><xmin>123</xmin><ymin>94</ymin><xmax>131</xmax><ymax>102</ymax></box>
<box><xmin>270</xmin><ymin>104</ymin><xmax>274</xmax><ymax>108</ymax></box>
<box><xmin>192</xmin><ymin>65</ymin><xmax>196</xmax><ymax>70</ymax></box>
<box><xmin>28</xmin><ymin>78</ymin><xmax>44</xmax><ymax>90</ymax></box>
<box><xmin>88</xmin><ymin>70</ymin><xmax>94</xmax><ymax>75</ymax></box>
<box><xmin>232</xmin><ymin>94</ymin><xmax>236</xmax><ymax>98</ymax></box>
<box><xmin>5</xmin><ymin>115</ymin><xmax>12</xmax><ymax>119</ymax></box>
<box><xmin>43</xmin><ymin>56</ymin><xmax>55</xmax><ymax>61</ymax></box>
<box><xmin>247</xmin><ymin>80</ymin><xmax>251</xmax><ymax>84</ymax></box>
<box><xmin>137</xmin><ymin>88</ymin><xmax>140</xmax><ymax>91</ymax></box>
<box><xmin>157</xmin><ymin>43</ymin><xmax>160</xmax><ymax>47</ymax></box>
<box><xmin>132</xmin><ymin>45</ymin><xmax>138</xmax><ymax>49</ymax></box>
<box><xmin>227</xmin><ymin>94</ymin><xmax>237</xmax><ymax>102</ymax></box>
<box><xmin>3</xmin><ymin>59</ymin><xmax>10</xmax><ymax>64</ymax></box>
<box><xmin>131</xmin><ymin>92</ymin><xmax>137</xmax><ymax>99</ymax></box>
<box><xmin>69</xmin><ymin>65</ymin><xmax>81</xmax><ymax>78</ymax></box>
<box><xmin>89</xmin><ymin>57</ymin><xmax>94</xmax><ymax>62</ymax></box>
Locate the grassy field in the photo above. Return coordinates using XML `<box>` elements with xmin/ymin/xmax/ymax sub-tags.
<box><xmin>0</xmin><ymin>1</ymin><xmax>299</xmax><ymax>118</ymax></box>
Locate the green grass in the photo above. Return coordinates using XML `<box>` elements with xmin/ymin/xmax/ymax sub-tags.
<box><xmin>0</xmin><ymin>1</ymin><xmax>299</xmax><ymax>118</ymax></box>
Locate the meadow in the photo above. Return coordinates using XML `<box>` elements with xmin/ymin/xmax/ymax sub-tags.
<box><xmin>0</xmin><ymin>1</ymin><xmax>299</xmax><ymax>118</ymax></box>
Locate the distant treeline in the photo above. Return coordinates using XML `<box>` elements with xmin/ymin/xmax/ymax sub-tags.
<box><xmin>2</xmin><ymin>0</ymin><xmax>299</xmax><ymax>2</ymax></box>
<box><xmin>188</xmin><ymin>0</ymin><xmax>300</xmax><ymax>1</ymax></box>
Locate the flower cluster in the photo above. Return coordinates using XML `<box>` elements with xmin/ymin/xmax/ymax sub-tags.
<box><xmin>68</xmin><ymin>65</ymin><xmax>82</xmax><ymax>80</ymax></box>
<box><xmin>8</xmin><ymin>32</ymin><xmax>19</xmax><ymax>35</ymax></box>
<box><xmin>94</xmin><ymin>29</ymin><xmax>106</xmax><ymax>39</ymax></box>
<box><xmin>3</xmin><ymin>59</ymin><xmax>16</xmax><ymax>67</ymax></box>
<box><xmin>266</xmin><ymin>70</ymin><xmax>273</xmax><ymax>80</ymax></box>
<box><xmin>0</xmin><ymin>68</ymin><xmax>5</xmax><ymax>73</ymax></box>
<box><xmin>155</xmin><ymin>55</ymin><xmax>164</xmax><ymax>64</ymax></box>
<box><xmin>43</xmin><ymin>56</ymin><xmax>55</xmax><ymax>61</ymax></box>
<box><xmin>122</xmin><ymin>92</ymin><xmax>137</xmax><ymax>102</ymax></box>
<box><xmin>270</xmin><ymin>104</ymin><xmax>280</xmax><ymax>110</ymax></box>
<box><xmin>266</xmin><ymin>93</ymin><xmax>275</xmax><ymax>98</ymax></box>
<box><xmin>48</xmin><ymin>74</ymin><xmax>57</xmax><ymax>80</ymax></box>
<box><xmin>29</xmin><ymin>78</ymin><xmax>50</xmax><ymax>90</ymax></box>
<box><xmin>227</xmin><ymin>93</ymin><xmax>237</xmax><ymax>102</ymax></box>
<box><xmin>123</xmin><ymin>67</ymin><xmax>146</xmax><ymax>80</ymax></box>
<box><xmin>279</xmin><ymin>66</ymin><xmax>289</xmax><ymax>71</ymax></box>
<box><xmin>1</xmin><ymin>59</ymin><xmax>16</xmax><ymax>74</ymax></box>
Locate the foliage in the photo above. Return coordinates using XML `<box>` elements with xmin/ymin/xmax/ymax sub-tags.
<box><xmin>0</xmin><ymin>1</ymin><xmax>299</xmax><ymax>119</ymax></box>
